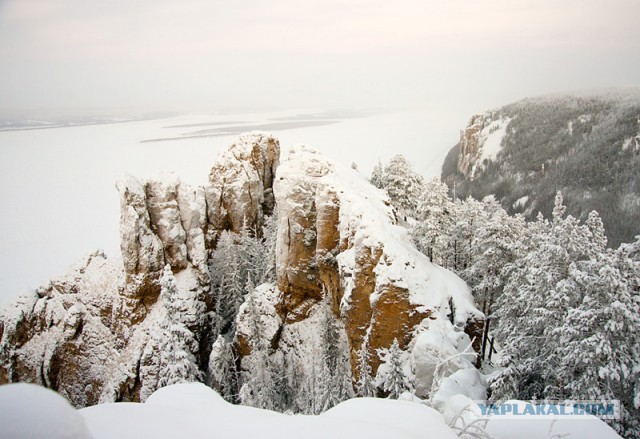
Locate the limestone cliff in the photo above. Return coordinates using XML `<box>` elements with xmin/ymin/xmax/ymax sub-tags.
<box><xmin>0</xmin><ymin>252</ymin><xmax>122</xmax><ymax>406</ymax></box>
<box><xmin>454</xmin><ymin>112</ymin><xmax>511</xmax><ymax>180</ymax></box>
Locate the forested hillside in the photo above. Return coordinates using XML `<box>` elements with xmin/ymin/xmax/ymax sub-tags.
<box><xmin>441</xmin><ymin>90</ymin><xmax>640</xmax><ymax>246</ymax></box>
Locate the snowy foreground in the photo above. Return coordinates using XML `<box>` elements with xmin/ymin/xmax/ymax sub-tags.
<box><xmin>0</xmin><ymin>382</ymin><xmax>621</xmax><ymax>439</ymax></box>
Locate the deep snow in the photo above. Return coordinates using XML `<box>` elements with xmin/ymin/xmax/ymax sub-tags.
<box><xmin>80</xmin><ymin>383</ymin><xmax>457</xmax><ymax>439</ymax></box>
<box><xmin>0</xmin><ymin>382</ymin><xmax>622</xmax><ymax>439</ymax></box>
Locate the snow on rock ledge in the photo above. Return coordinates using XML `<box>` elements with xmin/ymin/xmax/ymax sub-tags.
<box><xmin>273</xmin><ymin>146</ymin><xmax>483</xmax><ymax>384</ymax></box>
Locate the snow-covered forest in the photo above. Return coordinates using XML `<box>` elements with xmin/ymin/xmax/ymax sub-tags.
<box><xmin>374</xmin><ymin>155</ymin><xmax>640</xmax><ymax>436</ymax></box>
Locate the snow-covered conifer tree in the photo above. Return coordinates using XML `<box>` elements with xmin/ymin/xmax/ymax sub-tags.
<box><xmin>370</xmin><ymin>159</ymin><xmax>386</xmax><ymax>189</ymax></box>
<box><xmin>492</xmin><ymin>194</ymin><xmax>618</xmax><ymax>401</ymax></box>
<box><xmin>157</xmin><ymin>265</ymin><xmax>202</xmax><ymax>388</ymax></box>
<box><xmin>210</xmin><ymin>215</ymin><xmax>278</xmax><ymax>338</ymax></box>
<box><xmin>383</xmin><ymin>155</ymin><xmax>425</xmax><ymax>219</ymax></box>
<box><xmin>461</xmin><ymin>196</ymin><xmax>524</xmax><ymax>355</ymax></box>
<box><xmin>259</xmin><ymin>213</ymin><xmax>278</xmax><ymax>284</ymax></box>
<box><xmin>316</xmin><ymin>291</ymin><xmax>353</xmax><ymax>412</ymax></box>
<box><xmin>449</xmin><ymin>196</ymin><xmax>484</xmax><ymax>271</ymax></box>
<box><xmin>210</xmin><ymin>231</ymin><xmax>245</xmax><ymax>334</ymax></box>
<box><xmin>237</xmin><ymin>288</ymin><xmax>278</xmax><ymax>411</ymax></box>
<box><xmin>412</xmin><ymin>177</ymin><xmax>455</xmax><ymax>265</ymax></box>
<box><xmin>557</xmin><ymin>244</ymin><xmax>640</xmax><ymax>435</ymax></box>
<box><xmin>376</xmin><ymin>338</ymin><xmax>410</xmax><ymax>399</ymax></box>
<box><xmin>208</xmin><ymin>335</ymin><xmax>238</xmax><ymax>402</ymax></box>
<box><xmin>355</xmin><ymin>340</ymin><xmax>376</xmax><ymax>397</ymax></box>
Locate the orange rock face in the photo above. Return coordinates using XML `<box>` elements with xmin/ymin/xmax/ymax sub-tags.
<box><xmin>273</xmin><ymin>146</ymin><xmax>483</xmax><ymax>381</ymax></box>
<box><xmin>457</xmin><ymin>114</ymin><xmax>487</xmax><ymax>177</ymax></box>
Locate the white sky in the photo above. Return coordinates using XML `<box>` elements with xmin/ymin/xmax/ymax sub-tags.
<box><xmin>1</xmin><ymin>0</ymin><xmax>639</xmax><ymax>114</ymax></box>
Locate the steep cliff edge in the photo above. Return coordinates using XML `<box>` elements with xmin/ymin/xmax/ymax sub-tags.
<box><xmin>238</xmin><ymin>146</ymin><xmax>483</xmax><ymax>397</ymax></box>
<box><xmin>205</xmin><ymin>132</ymin><xmax>279</xmax><ymax>241</ymax></box>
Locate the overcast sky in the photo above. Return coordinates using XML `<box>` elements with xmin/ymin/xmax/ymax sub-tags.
<box><xmin>1</xmin><ymin>0</ymin><xmax>639</xmax><ymax>115</ymax></box>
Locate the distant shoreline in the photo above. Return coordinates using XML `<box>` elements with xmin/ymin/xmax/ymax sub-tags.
<box><xmin>0</xmin><ymin>117</ymin><xmax>161</xmax><ymax>133</ymax></box>
<box><xmin>141</xmin><ymin>119</ymin><xmax>340</xmax><ymax>143</ymax></box>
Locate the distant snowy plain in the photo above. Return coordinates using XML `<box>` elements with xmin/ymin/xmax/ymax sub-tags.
<box><xmin>0</xmin><ymin>108</ymin><xmax>464</xmax><ymax>305</ymax></box>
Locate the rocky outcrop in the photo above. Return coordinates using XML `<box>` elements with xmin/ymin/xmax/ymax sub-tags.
<box><xmin>455</xmin><ymin>111</ymin><xmax>512</xmax><ymax>180</ymax></box>
<box><xmin>0</xmin><ymin>252</ymin><xmax>121</xmax><ymax>406</ymax></box>
<box><xmin>272</xmin><ymin>146</ymin><xmax>483</xmax><ymax>383</ymax></box>
<box><xmin>0</xmin><ymin>133</ymin><xmax>281</xmax><ymax>406</ymax></box>
<box><xmin>115</xmin><ymin>132</ymin><xmax>281</xmax><ymax>329</ymax></box>
<box><xmin>0</xmin><ymin>133</ymin><xmax>482</xmax><ymax>407</ymax></box>
<box><xmin>274</xmin><ymin>150</ymin><xmax>331</xmax><ymax>322</ymax></box>
<box><xmin>456</xmin><ymin>114</ymin><xmax>488</xmax><ymax>177</ymax></box>
<box><xmin>112</xmin><ymin>173</ymin><xmax>211</xmax><ymax>341</ymax></box>
<box><xmin>205</xmin><ymin>133</ymin><xmax>280</xmax><ymax>246</ymax></box>
<box><xmin>114</xmin><ymin>175</ymin><xmax>166</xmax><ymax>338</ymax></box>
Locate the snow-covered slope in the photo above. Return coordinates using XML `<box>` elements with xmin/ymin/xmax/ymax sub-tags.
<box><xmin>0</xmin><ymin>383</ymin><xmax>92</xmax><ymax>439</ymax></box>
<box><xmin>84</xmin><ymin>383</ymin><xmax>459</xmax><ymax>439</ymax></box>
<box><xmin>0</xmin><ymin>381</ymin><xmax>621</xmax><ymax>439</ymax></box>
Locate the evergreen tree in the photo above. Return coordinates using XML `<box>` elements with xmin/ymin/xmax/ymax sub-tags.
<box><xmin>449</xmin><ymin>196</ymin><xmax>484</xmax><ymax>271</ymax></box>
<box><xmin>370</xmin><ymin>159</ymin><xmax>386</xmax><ymax>189</ymax></box>
<box><xmin>237</xmin><ymin>288</ymin><xmax>278</xmax><ymax>411</ymax></box>
<box><xmin>208</xmin><ymin>335</ymin><xmax>238</xmax><ymax>402</ymax></box>
<box><xmin>260</xmin><ymin>213</ymin><xmax>278</xmax><ymax>284</ymax></box>
<box><xmin>355</xmin><ymin>340</ymin><xmax>376</xmax><ymax>397</ymax></box>
<box><xmin>157</xmin><ymin>265</ymin><xmax>202</xmax><ymax>388</ymax></box>
<box><xmin>556</xmin><ymin>245</ymin><xmax>640</xmax><ymax>435</ymax></box>
<box><xmin>210</xmin><ymin>231</ymin><xmax>245</xmax><ymax>334</ymax></box>
<box><xmin>239</xmin><ymin>219</ymin><xmax>278</xmax><ymax>287</ymax></box>
<box><xmin>585</xmin><ymin>209</ymin><xmax>608</xmax><ymax>257</ymax></box>
<box><xmin>383</xmin><ymin>155</ymin><xmax>425</xmax><ymax>219</ymax></box>
<box><xmin>298</xmin><ymin>356</ymin><xmax>319</xmax><ymax>415</ymax></box>
<box><xmin>316</xmin><ymin>291</ymin><xmax>353</xmax><ymax>412</ymax></box>
<box><xmin>209</xmin><ymin>214</ymin><xmax>278</xmax><ymax>338</ymax></box>
<box><xmin>491</xmin><ymin>194</ymin><xmax>624</xmax><ymax>403</ymax></box>
<box><xmin>273</xmin><ymin>351</ymin><xmax>295</xmax><ymax>412</ymax></box>
<box><xmin>462</xmin><ymin>196</ymin><xmax>525</xmax><ymax>359</ymax></box>
<box><xmin>376</xmin><ymin>338</ymin><xmax>410</xmax><ymax>399</ymax></box>
<box><xmin>412</xmin><ymin>177</ymin><xmax>455</xmax><ymax>265</ymax></box>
